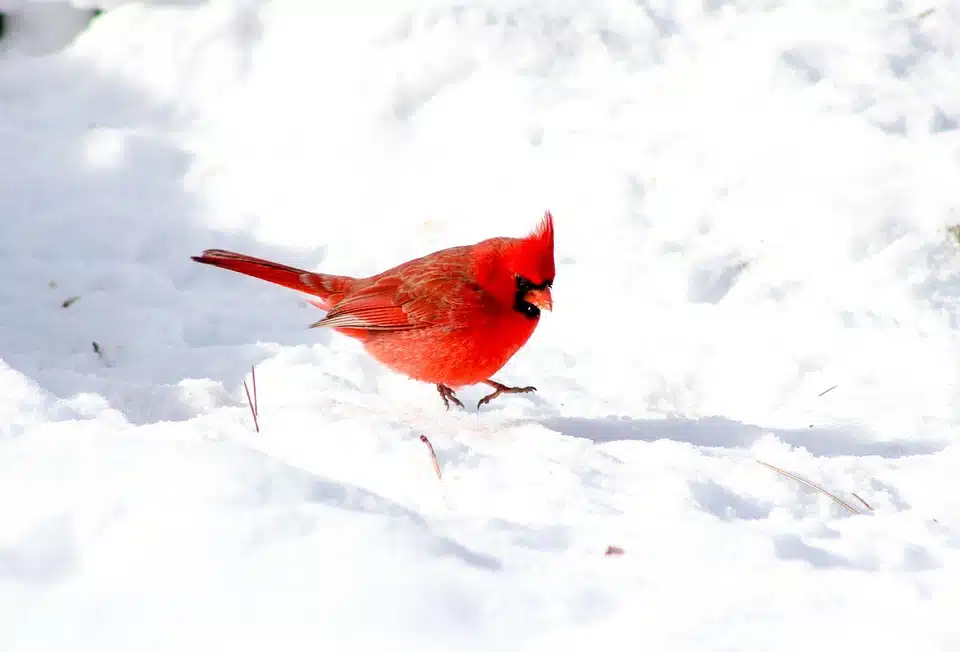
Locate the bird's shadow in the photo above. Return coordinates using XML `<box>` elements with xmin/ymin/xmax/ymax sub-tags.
<box><xmin>536</xmin><ymin>415</ymin><xmax>944</xmax><ymax>459</ymax></box>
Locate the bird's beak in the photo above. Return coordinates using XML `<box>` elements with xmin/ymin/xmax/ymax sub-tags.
<box><xmin>525</xmin><ymin>288</ymin><xmax>553</xmax><ymax>312</ymax></box>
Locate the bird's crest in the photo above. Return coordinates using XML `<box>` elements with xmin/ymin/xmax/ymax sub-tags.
<box><xmin>516</xmin><ymin>210</ymin><xmax>555</xmax><ymax>284</ymax></box>
<box><xmin>530</xmin><ymin>210</ymin><xmax>554</xmax><ymax>247</ymax></box>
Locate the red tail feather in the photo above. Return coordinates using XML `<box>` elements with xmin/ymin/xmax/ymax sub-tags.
<box><xmin>191</xmin><ymin>249</ymin><xmax>356</xmax><ymax>308</ymax></box>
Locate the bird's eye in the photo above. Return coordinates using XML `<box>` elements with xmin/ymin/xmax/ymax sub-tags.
<box><xmin>516</xmin><ymin>275</ymin><xmax>552</xmax><ymax>291</ymax></box>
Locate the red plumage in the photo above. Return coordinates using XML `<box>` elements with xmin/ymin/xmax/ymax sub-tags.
<box><xmin>192</xmin><ymin>211</ymin><xmax>555</xmax><ymax>409</ymax></box>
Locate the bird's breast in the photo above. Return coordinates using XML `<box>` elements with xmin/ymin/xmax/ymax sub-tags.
<box><xmin>361</xmin><ymin>312</ymin><xmax>539</xmax><ymax>386</ymax></box>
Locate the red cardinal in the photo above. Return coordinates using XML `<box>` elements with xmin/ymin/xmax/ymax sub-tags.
<box><xmin>192</xmin><ymin>211</ymin><xmax>555</xmax><ymax>409</ymax></box>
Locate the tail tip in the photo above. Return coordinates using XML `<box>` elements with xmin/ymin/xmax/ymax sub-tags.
<box><xmin>191</xmin><ymin>249</ymin><xmax>227</xmax><ymax>263</ymax></box>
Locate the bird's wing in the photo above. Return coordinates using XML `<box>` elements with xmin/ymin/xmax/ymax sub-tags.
<box><xmin>310</xmin><ymin>259</ymin><xmax>481</xmax><ymax>332</ymax></box>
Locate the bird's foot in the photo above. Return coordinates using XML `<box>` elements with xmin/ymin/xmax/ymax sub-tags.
<box><xmin>477</xmin><ymin>380</ymin><xmax>537</xmax><ymax>409</ymax></box>
<box><xmin>436</xmin><ymin>384</ymin><xmax>464</xmax><ymax>410</ymax></box>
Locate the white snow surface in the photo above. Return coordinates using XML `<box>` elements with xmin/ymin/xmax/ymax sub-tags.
<box><xmin>2</xmin><ymin>0</ymin><xmax>959</xmax><ymax>649</ymax></box>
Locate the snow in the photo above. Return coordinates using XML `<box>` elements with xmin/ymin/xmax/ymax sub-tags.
<box><xmin>1</xmin><ymin>0</ymin><xmax>959</xmax><ymax>649</ymax></box>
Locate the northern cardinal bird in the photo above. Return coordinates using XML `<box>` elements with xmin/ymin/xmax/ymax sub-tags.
<box><xmin>192</xmin><ymin>212</ymin><xmax>555</xmax><ymax>409</ymax></box>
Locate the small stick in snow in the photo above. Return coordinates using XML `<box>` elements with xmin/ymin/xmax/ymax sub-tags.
<box><xmin>91</xmin><ymin>340</ymin><xmax>113</xmax><ymax>367</ymax></box>
<box><xmin>851</xmin><ymin>493</ymin><xmax>874</xmax><ymax>511</ymax></box>
<box><xmin>252</xmin><ymin>365</ymin><xmax>258</xmax><ymax>415</ymax></box>
<box><xmin>243</xmin><ymin>366</ymin><xmax>259</xmax><ymax>433</ymax></box>
<box><xmin>817</xmin><ymin>384</ymin><xmax>838</xmax><ymax>397</ymax></box>
<box><xmin>756</xmin><ymin>459</ymin><xmax>861</xmax><ymax>515</ymax></box>
<box><xmin>604</xmin><ymin>546</ymin><xmax>625</xmax><ymax>556</ymax></box>
<box><xmin>420</xmin><ymin>434</ymin><xmax>442</xmax><ymax>480</ymax></box>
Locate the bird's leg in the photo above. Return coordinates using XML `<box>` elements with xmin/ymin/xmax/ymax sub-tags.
<box><xmin>477</xmin><ymin>379</ymin><xmax>537</xmax><ymax>409</ymax></box>
<box><xmin>436</xmin><ymin>384</ymin><xmax>464</xmax><ymax>410</ymax></box>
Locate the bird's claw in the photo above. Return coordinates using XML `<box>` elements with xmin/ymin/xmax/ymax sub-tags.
<box><xmin>477</xmin><ymin>382</ymin><xmax>537</xmax><ymax>409</ymax></box>
<box><xmin>436</xmin><ymin>384</ymin><xmax>464</xmax><ymax>410</ymax></box>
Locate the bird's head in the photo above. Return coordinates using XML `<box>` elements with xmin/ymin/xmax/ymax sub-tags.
<box><xmin>488</xmin><ymin>211</ymin><xmax>555</xmax><ymax>319</ymax></box>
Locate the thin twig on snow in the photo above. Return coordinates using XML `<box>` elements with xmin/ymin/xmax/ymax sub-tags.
<box><xmin>243</xmin><ymin>366</ymin><xmax>259</xmax><ymax>433</ymax></box>
<box><xmin>851</xmin><ymin>492</ymin><xmax>874</xmax><ymax>511</ymax></box>
<box><xmin>757</xmin><ymin>459</ymin><xmax>861</xmax><ymax>515</ymax></box>
<box><xmin>420</xmin><ymin>434</ymin><xmax>442</xmax><ymax>480</ymax></box>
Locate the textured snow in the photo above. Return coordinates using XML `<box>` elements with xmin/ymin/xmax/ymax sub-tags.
<box><xmin>1</xmin><ymin>1</ymin><xmax>959</xmax><ymax>650</ymax></box>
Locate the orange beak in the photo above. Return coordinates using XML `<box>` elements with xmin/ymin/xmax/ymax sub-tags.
<box><xmin>524</xmin><ymin>288</ymin><xmax>553</xmax><ymax>312</ymax></box>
